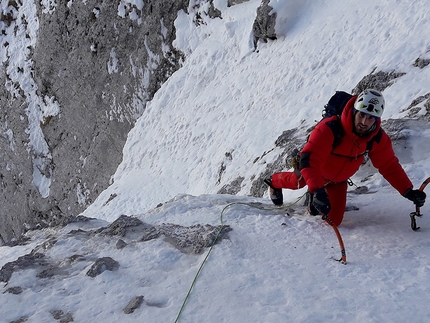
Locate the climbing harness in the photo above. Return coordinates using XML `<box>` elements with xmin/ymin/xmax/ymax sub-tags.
<box><xmin>409</xmin><ymin>177</ymin><xmax>430</xmax><ymax>231</ymax></box>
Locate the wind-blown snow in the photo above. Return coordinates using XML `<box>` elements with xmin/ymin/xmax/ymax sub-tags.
<box><xmin>2</xmin><ymin>0</ymin><xmax>430</xmax><ymax>322</ymax></box>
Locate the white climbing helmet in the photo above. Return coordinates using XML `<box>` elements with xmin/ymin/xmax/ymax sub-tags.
<box><xmin>354</xmin><ymin>89</ymin><xmax>385</xmax><ymax>118</ymax></box>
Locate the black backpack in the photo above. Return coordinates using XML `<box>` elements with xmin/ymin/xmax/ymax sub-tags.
<box><xmin>322</xmin><ymin>91</ymin><xmax>353</xmax><ymax>119</ymax></box>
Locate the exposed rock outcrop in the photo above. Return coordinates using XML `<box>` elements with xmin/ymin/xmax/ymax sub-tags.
<box><xmin>0</xmin><ymin>0</ymin><xmax>188</xmax><ymax>243</ymax></box>
<box><xmin>253</xmin><ymin>0</ymin><xmax>277</xmax><ymax>50</ymax></box>
<box><xmin>0</xmin><ymin>212</ymin><xmax>231</xmax><ymax>320</ymax></box>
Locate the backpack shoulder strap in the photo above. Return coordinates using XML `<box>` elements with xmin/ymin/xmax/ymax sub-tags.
<box><xmin>366</xmin><ymin>127</ymin><xmax>383</xmax><ymax>152</ymax></box>
<box><xmin>324</xmin><ymin>117</ymin><xmax>344</xmax><ymax>149</ymax></box>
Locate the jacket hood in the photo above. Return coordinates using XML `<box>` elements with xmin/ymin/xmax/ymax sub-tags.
<box><xmin>341</xmin><ymin>95</ymin><xmax>381</xmax><ymax>142</ymax></box>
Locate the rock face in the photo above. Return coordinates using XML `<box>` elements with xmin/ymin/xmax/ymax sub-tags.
<box><xmin>0</xmin><ymin>214</ymin><xmax>231</xmax><ymax>283</ymax></box>
<box><xmin>252</xmin><ymin>0</ymin><xmax>277</xmax><ymax>50</ymax></box>
<box><xmin>0</xmin><ymin>0</ymin><xmax>187</xmax><ymax>243</ymax></box>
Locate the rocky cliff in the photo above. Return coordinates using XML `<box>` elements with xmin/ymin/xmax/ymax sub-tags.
<box><xmin>0</xmin><ymin>0</ymin><xmax>189</xmax><ymax>243</ymax></box>
<box><xmin>0</xmin><ymin>0</ymin><xmax>277</xmax><ymax>244</ymax></box>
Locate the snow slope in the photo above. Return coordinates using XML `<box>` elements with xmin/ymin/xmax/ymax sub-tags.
<box><xmin>2</xmin><ymin>191</ymin><xmax>430</xmax><ymax>322</ymax></box>
<box><xmin>82</xmin><ymin>0</ymin><xmax>430</xmax><ymax>220</ymax></box>
<box><xmin>2</xmin><ymin>0</ymin><xmax>430</xmax><ymax>322</ymax></box>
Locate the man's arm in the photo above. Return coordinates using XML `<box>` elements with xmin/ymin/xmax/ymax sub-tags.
<box><xmin>369</xmin><ymin>129</ymin><xmax>413</xmax><ymax>195</ymax></box>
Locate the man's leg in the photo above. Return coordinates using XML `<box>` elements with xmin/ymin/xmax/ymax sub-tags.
<box><xmin>325</xmin><ymin>181</ymin><xmax>347</xmax><ymax>226</ymax></box>
<box><xmin>265</xmin><ymin>172</ymin><xmax>306</xmax><ymax>206</ymax></box>
<box><xmin>271</xmin><ymin>172</ymin><xmax>306</xmax><ymax>189</ymax></box>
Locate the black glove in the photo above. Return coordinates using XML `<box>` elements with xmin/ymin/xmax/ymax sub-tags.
<box><xmin>312</xmin><ymin>188</ymin><xmax>331</xmax><ymax>215</ymax></box>
<box><xmin>404</xmin><ymin>188</ymin><xmax>426</xmax><ymax>207</ymax></box>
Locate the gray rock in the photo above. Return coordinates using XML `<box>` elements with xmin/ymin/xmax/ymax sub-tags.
<box><xmin>50</xmin><ymin>310</ymin><xmax>74</xmax><ymax>323</ymax></box>
<box><xmin>9</xmin><ymin>317</ymin><xmax>28</xmax><ymax>323</ymax></box>
<box><xmin>86</xmin><ymin>257</ymin><xmax>119</xmax><ymax>277</ymax></box>
<box><xmin>160</xmin><ymin>223</ymin><xmax>232</xmax><ymax>254</ymax></box>
<box><xmin>351</xmin><ymin>70</ymin><xmax>406</xmax><ymax>94</ymax></box>
<box><xmin>0</xmin><ymin>252</ymin><xmax>48</xmax><ymax>283</ymax></box>
<box><xmin>116</xmin><ymin>239</ymin><xmax>128</xmax><ymax>249</ymax></box>
<box><xmin>123</xmin><ymin>295</ymin><xmax>144</xmax><ymax>314</ymax></box>
<box><xmin>413</xmin><ymin>57</ymin><xmax>430</xmax><ymax>69</ymax></box>
<box><xmin>140</xmin><ymin>226</ymin><xmax>161</xmax><ymax>242</ymax></box>
<box><xmin>217</xmin><ymin>176</ymin><xmax>245</xmax><ymax>195</ymax></box>
<box><xmin>0</xmin><ymin>0</ymin><xmax>189</xmax><ymax>244</ymax></box>
<box><xmin>228</xmin><ymin>0</ymin><xmax>250</xmax><ymax>6</ymax></box>
<box><xmin>253</xmin><ymin>0</ymin><xmax>277</xmax><ymax>50</ymax></box>
<box><xmin>95</xmin><ymin>214</ymin><xmax>144</xmax><ymax>237</ymax></box>
<box><xmin>4</xmin><ymin>286</ymin><xmax>23</xmax><ymax>295</ymax></box>
<box><xmin>403</xmin><ymin>92</ymin><xmax>430</xmax><ymax>120</ymax></box>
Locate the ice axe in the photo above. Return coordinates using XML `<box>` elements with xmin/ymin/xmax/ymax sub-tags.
<box><xmin>409</xmin><ymin>177</ymin><xmax>430</xmax><ymax>231</ymax></box>
<box><xmin>322</xmin><ymin>214</ymin><xmax>347</xmax><ymax>264</ymax></box>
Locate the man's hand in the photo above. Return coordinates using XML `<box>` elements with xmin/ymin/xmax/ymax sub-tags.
<box><xmin>313</xmin><ymin>188</ymin><xmax>331</xmax><ymax>215</ymax></box>
<box><xmin>404</xmin><ymin>188</ymin><xmax>426</xmax><ymax>207</ymax></box>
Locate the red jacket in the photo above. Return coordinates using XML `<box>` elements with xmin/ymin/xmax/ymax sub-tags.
<box><xmin>300</xmin><ymin>96</ymin><xmax>413</xmax><ymax>195</ymax></box>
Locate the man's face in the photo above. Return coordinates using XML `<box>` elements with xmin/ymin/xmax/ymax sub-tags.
<box><xmin>354</xmin><ymin>111</ymin><xmax>376</xmax><ymax>135</ymax></box>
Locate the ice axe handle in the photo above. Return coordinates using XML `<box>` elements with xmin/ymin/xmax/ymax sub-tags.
<box><xmin>410</xmin><ymin>177</ymin><xmax>430</xmax><ymax>231</ymax></box>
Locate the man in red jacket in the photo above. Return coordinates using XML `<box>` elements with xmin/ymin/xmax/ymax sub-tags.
<box><xmin>265</xmin><ymin>89</ymin><xmax>426</xmax><ymax>226</ymax></box>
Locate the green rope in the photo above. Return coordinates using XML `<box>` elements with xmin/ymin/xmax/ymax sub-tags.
<box><xmin>173</xmin><ymin>193</ymin><xmax>306</xmax><ymax>322</ymax></box>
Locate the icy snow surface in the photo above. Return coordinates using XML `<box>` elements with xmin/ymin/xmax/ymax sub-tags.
<box><xmin>2</xmin><ymin>0</ymin><xmax>430</xmax><ymax>322</ymax></box>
